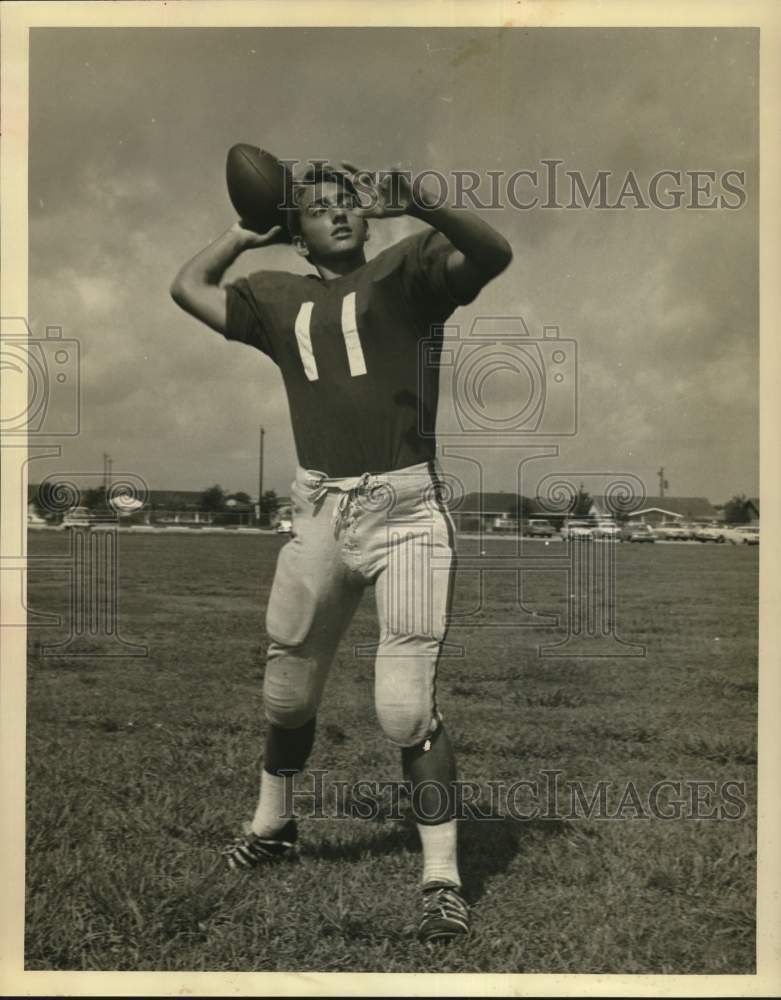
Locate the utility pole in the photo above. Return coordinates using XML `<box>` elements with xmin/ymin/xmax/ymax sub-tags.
<box><xmin>658</xmin><ymin>467</ymin><xmax>669</xmax><ymax>498</ymax></box>
<box><xmin>258</xmin><ymin>426</ymin><xmax>265</xmax><ymax>525</ymax></box>
<box><xmin>102</xmin><ymin>452</ymin><xmax>109</xmax><ymax>490</ymax></box>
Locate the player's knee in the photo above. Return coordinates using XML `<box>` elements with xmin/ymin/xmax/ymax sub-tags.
<box><xmin>263</xmin><ymin>689</ymin><xmax>318</xmax><ymax>730</ymax></box>
<box><xmin>374</xmin><ymin>637</ymin><xmax>439</xmax><ymax>747</ymax></box>
<box><xmin>376</xmin><ymin>698</ymin><xmax>437</xmax><ymax>748</ymax></box>
<box><xmin>263</xmin><ymin>640</ymin><xmax>327</xmax><ymax>729</ymax></box>
<box><xmin>263</xmin><ymin>666</ymin><xmax>319</xmax><ymax>729</ymax></box>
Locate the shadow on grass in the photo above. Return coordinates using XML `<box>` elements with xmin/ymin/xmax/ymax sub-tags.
<box><xmin>459</xmin><ymin>813</ymin><xmax>570</xmax><ymax>904</ymax></box>
<box><xmin>307</xmin><ymin>821</ymin><xmax>419</xmax><ymax>863</ymax></box>
<box><xmin>304</xmin><ymin>811</ymin><xmax>571</xmax><ymax>906</ymax></box>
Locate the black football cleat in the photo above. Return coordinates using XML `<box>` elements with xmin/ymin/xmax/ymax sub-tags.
<box><xmin>418</xmin><ymin>880</ymin><xmax>470</xmax><ymax>944</ymax></box>
<box><xmin>222</xmin><ymin>818</ymin><xmax>298</xmax><ymax>870</ymax></box>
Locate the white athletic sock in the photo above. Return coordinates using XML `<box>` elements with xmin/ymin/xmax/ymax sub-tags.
<box><xmin>250</xmin><ymin>770</ymin><xmax>293</xmax><ymax>837</ymax></box>
<box><xmin>417</xmin><ymin>819</ymin><xmax>461</xmax><ymax>888</ymax></box>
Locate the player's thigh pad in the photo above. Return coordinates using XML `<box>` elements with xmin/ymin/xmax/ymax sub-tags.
<box><xmin>265</xmin><ymin>488</ymin><xmax>344</xmax><ymax>647</ymax></box>
<box><xmin>264</xmin><ymin>496</ymin><xmax>361</xmax><ymax>727</ymax></box>
<box><xmin>263</xmin><ymin>567</ymin><xmax>361</xmax><ymax>727</ymax></box>
<box><xmin>374</xmin><ymin>522</ymin><xmax>454</xmax><ymax>644</ymax></box>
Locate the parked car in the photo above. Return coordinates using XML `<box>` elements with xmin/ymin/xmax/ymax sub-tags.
<box><xmin>692</xmin><ymin>522</ymin><xmax>728</xmax><ymax>543</ymax></box>
<box><xmin>729</xmin><ymin>525</ymin><xmax>760</xmax><ymax>545</ymax></box>
<box><xmin>592</xmin><ymin>520</ymin><xmax>621</xmax><ymax>541</ymax></box>
<box><xmin>524</xmin><ymin>518</ymin><xmax>555</xmax><ymax>538</ymax></box>
<box><xmin>560</xmin><ymin>520</ymin><xmax>595</xmax><ymax>540</ymax></box>
<box><xmin>276</xmin><ymin>515</ymin><xmax>293</xmax><ymax>535</ymax></box>
<box><xmin>655</xmin><ymin>522</ymin><xmax>689</xmax><ymax>541</ymax></box>
<box><xmin>491</xmin><ymin>513</ymin><xmax>517</xmax><ymax>533</ymax></box>
<box><xmin>620</xmin><ymin>522</ymin><xmax>656</xmax><ymax>543</ymax></box>
<box><xmin>59</xmin><ymin>506</ymin><xmax>92</xmax><ymax>530</ymax></box>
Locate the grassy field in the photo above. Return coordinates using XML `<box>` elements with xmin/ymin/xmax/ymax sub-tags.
<box><xmin>25</xmin><ymin>531</ymin><xmax>758</xmax><ymax>973</ymax></box>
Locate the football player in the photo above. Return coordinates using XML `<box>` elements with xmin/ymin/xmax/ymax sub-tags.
<box><xmin>170</xmin><ymin>160</ymin><xmax>512</xmax><ymax>943</ymax></box>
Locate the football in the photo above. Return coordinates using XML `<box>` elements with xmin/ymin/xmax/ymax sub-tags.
<box><xmin>226</xmin><ymin>143</ymin><xmax>292</xmax><ymax>239</ymax></box>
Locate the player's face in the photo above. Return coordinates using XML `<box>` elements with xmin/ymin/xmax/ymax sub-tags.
<box><xmin>295</xmin><ymin>182</ymin><xmax>368</xmax><ymax>262</ymax></box>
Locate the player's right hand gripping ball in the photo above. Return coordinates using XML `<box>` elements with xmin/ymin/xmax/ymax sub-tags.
<box><xmin>226</xmin><ymin>144</ymin><xmax>291</xmax><ymax>239</ymax></box>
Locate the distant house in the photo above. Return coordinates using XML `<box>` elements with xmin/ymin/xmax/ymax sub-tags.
<box><xmin>589</xmin><ymin>495</ymin><xmax>717</xmax><ymax>525</ymax></box>
<box><xmin>146</xmin><ymin>489</ymin><xmax>210</xmax><ymax>524</ymax></box>
<box><xmin>147</xmin><ymin>489</ymin><xmax>204</xmax><ymax>509</ymax></box>
<box><xmin>223</xmin><ymin>494</ymin><xmax>256</xmax><ymax>527</ymax></box>
<box><xmin>150</xmin><ymin>490</ymin><xmax>259</xmax><ymax>526</ymax></box>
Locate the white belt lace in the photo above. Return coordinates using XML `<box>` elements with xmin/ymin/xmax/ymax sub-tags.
<box><xmin>304</xmin><ymin>471</ymin><xmax>373</xmax><ymax>531</ymax></box>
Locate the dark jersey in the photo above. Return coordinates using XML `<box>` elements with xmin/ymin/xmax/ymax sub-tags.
<box><xmin>224</xmin><ymin>229</ymin><xmax>477</xmax><ymax>477</ymax></box>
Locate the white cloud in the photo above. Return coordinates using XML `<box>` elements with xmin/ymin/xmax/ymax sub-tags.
<box><xmin>82</xmin><ymin>166</ymin><xmax>161</xmax><ymax>210</ymax></box>
<box><xmin>73</xmin><ymin>274</ymin><xmax>120</xmax><ymax>314</ymax></box>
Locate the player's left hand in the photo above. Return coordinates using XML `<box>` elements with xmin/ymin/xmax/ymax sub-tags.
<box><xmin>339</xmin><ymin>162</ymin><xmax>421</xmax><ymax>218</ymax></box>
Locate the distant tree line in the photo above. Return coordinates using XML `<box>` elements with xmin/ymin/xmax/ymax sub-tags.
<box><xmin>722</xmin><ymin>494</ymin><xmax>754</xmax><ymax>525</ymax></box>
<box><xmin>28</xmin><ymin>482</ymin><xmax>756</xmax><ymax>528</ymax></box>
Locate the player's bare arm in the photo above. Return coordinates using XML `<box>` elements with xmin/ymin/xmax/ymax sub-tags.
<box><xmin>344</xmin><ymin>162</ymin><xmax>513</xmax><ymax>298</ymax></box>
<box><xmin>170</xmin><ymin>221</ymin><xmax>283</xmax><ymax>333</ymax></box>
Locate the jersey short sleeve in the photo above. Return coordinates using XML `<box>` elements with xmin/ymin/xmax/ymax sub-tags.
<box><xmin>400</xmin><ymin>228</ymin><xmax>479</xmax><ymax>325</ymax></box>
<box><xmin>224</xmin><ymin>277</ymin><xmax>276</xmax><ymax>360</ymax></box>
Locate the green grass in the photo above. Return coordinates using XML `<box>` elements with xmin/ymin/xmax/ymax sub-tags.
<box><xmin>25</xmin><ymin>533</ymin><xmax>757</xmax><ymax>972</ymax></box>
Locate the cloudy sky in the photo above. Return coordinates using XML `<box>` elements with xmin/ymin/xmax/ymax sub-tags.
<box><xmin>28</xmin><ymin>26</ymin><xmax>757</xmax><ymax>502</ymax></box>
